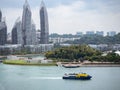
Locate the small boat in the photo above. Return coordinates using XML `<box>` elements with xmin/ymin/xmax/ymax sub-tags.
<box><xmin>63</xmin><ymin>73</ymin><xmax>92</xmax><ymax>80</ymax></box>
<box><xmin>62</xmin><ymin>64</ymin><xmax>80</xmax><ymax>68</ymax></box>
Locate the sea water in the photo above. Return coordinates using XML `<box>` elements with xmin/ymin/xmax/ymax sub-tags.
<box><xmin>0</xmin><ymin>64</ymin><xmax>120</xmax><ymax>90</ymax></box>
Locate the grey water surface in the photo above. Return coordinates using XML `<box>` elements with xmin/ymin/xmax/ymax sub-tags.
<box><xmin>0</xmin><ymin>64</ymin><xmax>120</xmax><ymax>90</ymax></box>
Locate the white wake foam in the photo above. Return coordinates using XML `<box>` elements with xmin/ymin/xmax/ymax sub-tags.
<box><xmin>29</xmin><ymin>77</ymin><xmax>62</xmax><ymax>80</ymax></box>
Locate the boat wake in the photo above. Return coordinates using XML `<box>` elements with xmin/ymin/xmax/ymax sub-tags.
<box><xmin>29</xmin><ymin>77</ymin><xmax>62</xmax><ymax>80</ymax></box>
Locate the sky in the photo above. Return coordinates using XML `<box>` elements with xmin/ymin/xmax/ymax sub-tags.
<box><xmin>0</xmin><ymin>0</ymin><xmax>120</xmax><ymax>34</ymax></box>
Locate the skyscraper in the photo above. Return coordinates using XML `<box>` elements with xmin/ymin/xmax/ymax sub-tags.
<box><xmin>0</xmin><ymin>22</ymin><xmax>7</xmax><ymax>45</ymax></box>
<box><xmin>11</xmin><ymin>0</ymin><xmax>37</xmax><ymax>46</ymax></box>
<box><xmin>31</xmin><ymin>21</ymin><xmax>37</xmax><ymax>45</ymax></box>
<box><xmin>40</xmin><ymin>1</ymin><xmax>49</xmax><ymax>44</ymax></box>
<box><xmin>0</xmin><ymin>10</ymin><xmax>7</xmax><ymax>45</ymax></box>
<box><xmin>12</xmin><ymin>17</ymin><xmax>23</xmax><ymax>44</ymax></box>
<box><xmin>0</xmin><ymin>9</ymin><xmax>2</xmax><ymax>22</ymax></box>
<box><xmin>22</xmin><ymin>0</ymin><xmax>32</xmax><ymax>45</ymax></box>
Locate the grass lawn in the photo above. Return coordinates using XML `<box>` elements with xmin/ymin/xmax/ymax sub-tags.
<box><xmin>3</xmin><ymin>60</ymin><xmax>57</xmax><ymax>66</ymax></box>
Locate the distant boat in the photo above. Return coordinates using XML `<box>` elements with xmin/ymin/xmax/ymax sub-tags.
<box><xmin>62</xmin><ymin>64</ymin><xmax>80</xmax><ymax>68</ymax></box>
<box><xmin>63</xmin><ymin>73</ymin><xmax>92</xmax><ymax>80</ymax></box>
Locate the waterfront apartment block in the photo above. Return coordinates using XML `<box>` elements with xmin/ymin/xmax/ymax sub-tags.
<box><xmin>0</xmin><ymin>44</ymin><xmax>54</xmax><ymax>54</ymax></box>
<box><xmin>0</xmin><ymin>10</ymin><xmax>7</xmax><ymax>45</ymax></box>
<box><xmin>0</xmin><ymin>10</ymin><xmax>2</xmax><ymax>22</ymax></box>
<box><xmin>22</xmin><ymin>0</ymin><xmax>32</xmax><ymax>45</ymax></box>
<box><xmin>40</xmin><ymin>1</ymin><xmax>49</xmax><ymax>44</ymax></box>
<box><xmin>11</xmin><ymin>0</ymin><xmax>49</xmax><ymax>45</ymax></box>
<box><xmin>12</xmin><ymin>18</ymin><xmax>23</xmax><ymax>44</ymax></box>
<box><xmin>0</xmin><ymin>22</ymin><xmax>7</xmax><ymax>45</ymax></box>
<box><xmin>11</xmin><ymin>0</ymin><xmax>36</xmax><ymax>45</ymax></box>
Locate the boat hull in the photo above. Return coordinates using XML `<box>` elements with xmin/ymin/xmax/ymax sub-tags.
<box><xmin>62</xmin><ymin>65</ymin><xmax>80</xmax><ymax>68</ymax></box>
<box><xmin>63</xmin><ymin>75</ymin><xmax>92</xmax><ymax>80</ymax></box>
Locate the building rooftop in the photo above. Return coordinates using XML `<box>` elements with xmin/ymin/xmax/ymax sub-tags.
<box><xmin>115</xmin><ymin>50</ymin><xmax>120</xmax><ymax>56</ymax></box>
<box><xmin>23</xmin><ymin>0</ymin><xmax>31</xmax><ymax>11</ymax></box>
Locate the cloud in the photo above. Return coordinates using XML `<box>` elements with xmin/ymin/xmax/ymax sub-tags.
<box><xmin>0</xmin><ymin>0</ymin><xmax>24</xmax><ymax>8</ymax></box>
<box><xmin>1</xmin><ymin>0</ymin><xmax>120</xmax><ymax>35</ymax></box>
<box><xmin>31</xmin><ymin>6</ymin><xmax>40</xmax><ymax>28</ymax></box>
<box><xmin>2</xmin><ymin>8</ymin><xmax>22</xmax><ymax>32</ymax></box>
<box><xmin>48</xmin><ymin>0</ymin><xmax>120</xmax><ymax>34</ymax></box>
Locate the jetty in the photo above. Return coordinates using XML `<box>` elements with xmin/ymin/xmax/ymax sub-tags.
<box><xmin>57</xmin><ymin>61</ymin><xmax>120</xmax><ymax>67</ymax></box>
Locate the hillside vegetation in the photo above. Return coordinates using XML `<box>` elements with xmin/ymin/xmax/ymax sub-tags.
<box><xmin>45</xmin><ymin>45</ymin><xmax>101</xmax><ymax>62</ymax></box>
<box><xmin>66</xmin><ymin>33</ymin><xmax>120</xmax><ymax>44</ymax></box>
<box><xmin>45</xmin><ymin>45</ymin><xmax>120</xmax><ymax>62</ymax></box>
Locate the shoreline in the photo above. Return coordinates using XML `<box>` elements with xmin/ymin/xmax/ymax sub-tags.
<box><xmin>2</xmin><ymin>60</ymin><xmax>120</xmax><ymax>67</ymax></box>
<box><xmin>58</xmin><ymin>62</ymin><xmax>120</xmax><ymax>67</ymax></box>
<box><xmin>81</xmin><ymin>64</ymin><xmax>120</xmax><ymax>67</ymax></box>
<box><xmin>1</xmin><ymin>63</ymin><xmax>120</xmax><ymax>67</ymax></box>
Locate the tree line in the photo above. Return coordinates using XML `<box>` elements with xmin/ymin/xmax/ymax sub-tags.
<box><xmin>65</xmin><ymin>33</ymin><xmax>120</xmax><ymax>44</ymax></box>
<box><xmin>45</xmin><ymin>45</ymin><xmax>120</xmax><ymax>62</ymax></box>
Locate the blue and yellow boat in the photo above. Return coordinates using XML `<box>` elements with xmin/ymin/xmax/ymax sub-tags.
<box><xmin>63</xmin><ymin>73</ymin><xmax>92</xmax><ymax>80</ymax></box>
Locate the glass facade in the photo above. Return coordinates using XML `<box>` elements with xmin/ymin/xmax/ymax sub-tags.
<box><xmin>40</xmin><ymin>1</ymin><xmax>49</xmax><ymax>44</ymax></box>
<box><xmin>22</xmin><ymin>0</ymin><xmax>36</xmax><ymax>45</ymax></box>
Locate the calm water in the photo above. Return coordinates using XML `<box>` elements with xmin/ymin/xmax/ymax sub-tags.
<box><xmin>0</xmin><ymin>64</ymin><xmax>120</xmax><ymax>90</ymax></box>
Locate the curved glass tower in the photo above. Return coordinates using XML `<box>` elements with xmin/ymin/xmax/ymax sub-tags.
<box><xmin>22</xmin><ymin>0</ymin><xmax>32</xmax><ymax>45</ymax></box>
<box><xmin>40</xmin><ymin>1</ymin><xmax>49</xmax><ymax>44</ymax></box>
<box><xmin>12</xmin><ymin>17</ymin><xmax>22</xmax><ymax>44</ymax></box>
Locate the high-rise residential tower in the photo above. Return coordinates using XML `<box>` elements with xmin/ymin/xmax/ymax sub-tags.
<box><xmin>0</xmin><ymin>22</ymin><xmax>7</xmax><ymax>45</ymax></box>
<box><xmin>10</xmin><ymin>0</ymin><xmax>37</xmax><ymax>46</ymax></box>
<box><xmin>0</xmin><ymin>9</ymin><xmax>2</xmax><ymax>22</ymax></box>
<box><xmin>12</xmin><ymin>17</ymin><xmax>23</xmax><ymax>44</ymax></box>
<box><xmin>22</xmin><ymin>0</ymin><xmax>32</xmax><ymax>45</ymax></box>
<box><xmin>0</xmin><ymin>10</ymin><xmax>7</xmax><ymax>45</ymax></box>
<box><xmin>31</xmin><ymin>21</ymin><xmax>37</xmax><ymax>45</ymax></box>
<box><xmin>40</xmin><ymin>1</ymin><xmax>49</xmax><ymax>44</ymax></box>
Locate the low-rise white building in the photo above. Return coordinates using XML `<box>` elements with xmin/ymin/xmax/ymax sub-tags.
<box><xmin>49</xmin><ymin>37</ymin><xmax>80</xmax><ymax>44</ymax></box>
<box><xmin>0</xmin><ymin>44</ymin><xmax>54</xmax><ymax>54</ymax></box>
<box><xmin>115</xmin><ymin>50</ymin><xmax>120</xmax><ymax>56</ymax></box>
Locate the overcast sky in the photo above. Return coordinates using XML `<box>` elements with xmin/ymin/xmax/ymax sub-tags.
<box><xmin>0</xmin><ymin>0</ymin><xmax>120</xmax><ymax>34</ymax></box>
